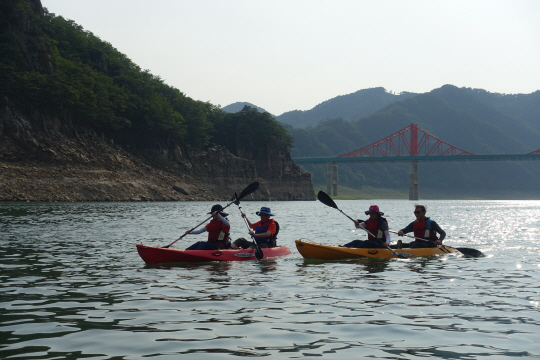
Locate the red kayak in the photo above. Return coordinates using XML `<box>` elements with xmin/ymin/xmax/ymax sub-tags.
<box><xmin>136</xmin><ymin>244</ymin><xmax>292</xmax><ymax>264</ymax></box>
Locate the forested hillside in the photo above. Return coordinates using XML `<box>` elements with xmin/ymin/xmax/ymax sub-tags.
<box><xmin>0</xmin><ymin>0</ymin><xmax>291</xmax><ymax>158</ymax></box>
<box><xmin>290</xmin><ymin>85</ymin><xmax>540</xmax><ymax>199</ymax></box>
<box><xmin>464</xmin><ymin>88</ymin><xmax>540</xmax><ymax>133</ymax></box>
<box><xmin>0</xmin><ymin>0</ymin><xmax>313</xmax><ymax>201</ymax></box>
<box><xmin>276</xmin><ymin>87</ymin><xmax>417</xmax><ymax>128</ymax></box>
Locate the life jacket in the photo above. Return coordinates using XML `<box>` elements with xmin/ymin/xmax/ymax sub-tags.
<box><xmin>413</xmin><ymin>217</ymin><xmax>438</xmax><ymax>241</ymax></box>
<box><xmin>206</xmin><ymin>219</ymin><xmax>230</xmax><ymax>246</ymax></box>
<box><xmin>254</xmin><ymin>219</ymin><xmax>278</xmax><ymax>247</ymax></box>
<box><xmin>364</xmin><ymin>217</ymin><xmax>387</xmax><ymax>241</ymax></box>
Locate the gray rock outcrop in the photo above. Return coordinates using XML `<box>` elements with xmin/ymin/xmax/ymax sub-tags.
<box><xmin>0</xmin><ymin>104</ymin><xmax>314</xmax><ymax>201</ymax></box>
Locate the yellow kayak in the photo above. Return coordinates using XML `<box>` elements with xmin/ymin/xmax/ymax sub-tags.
<box><xmin>295</xmin><ymin>239</ymin><xmax>461</xmax><ymax>260</ymax></box>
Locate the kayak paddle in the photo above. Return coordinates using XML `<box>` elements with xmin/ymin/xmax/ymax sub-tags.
<box><xmin>233</xmin><ymin>192</ymin><xmax>264</xmax><ymax>260</ymax></box>
<box><xmin>317</xmin><ymin>191</ymin><xmax>413</xmax><ymax>259</ymax></box>
<box><xmin>388</xmin><ymin>230</ymin><xmax>484</xmax><ymax>257</ymax></box>
<box><xmin>163</xmin><ymin>182</ymin><xmax>260</xmax><ymax>248</ymax></box>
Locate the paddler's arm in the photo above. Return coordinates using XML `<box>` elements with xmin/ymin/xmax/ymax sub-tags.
<box><xmin>431</xmin><ymin>221</ymin><xmax>446</xmax><ymax>242</ymax></box>
<box><xmin>383</xmin><ymin>230</ymin><xmax>391</xmax><ymax>247</ymax></box>
<box><xmin>397</xmin><ymin>222</ymin><xmax>414</xmax><ymax>236</ymax></box>
<box><xmin>249</xmin><ymin>221</ymin><xmax>275</xmax><ymax>238</ymax></box>
<box><xmin>353</xmin><ymin>219</ymin><xmax>366</xmax><ymax>229</ymax></box>
<box><xmin>379</xmin><ymin>220</ymin><xmax>391</xmax><ymax>247</ymax></box>
<box><xmin>251</xmin><ymin>230</ymin><xmax>272</xmax><ymax>238</ymax></box>
<box><xmin>217</xmin><ymin>213</ymin><xmax>229</xmax><ymax>226</ymax></box>
<box><xmin>240</xmin><ymin>212</ymin><xmax>252</xmax><ymax>228</ymax></box>
<box><xmin>185</xmin><ymin>228</ymin><xmax>207</xmax><ymax>235</ymax></box>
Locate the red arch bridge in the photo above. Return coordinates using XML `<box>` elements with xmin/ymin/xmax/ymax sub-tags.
<box><xmin>292</xmin><ymin>123</ymin><xmax>540</xmax><ymax>200</ymax></box>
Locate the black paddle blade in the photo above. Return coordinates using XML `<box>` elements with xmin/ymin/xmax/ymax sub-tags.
<box><xmin>317</xmin><ymin>191</ymin><xmax>338</xmax><ymax>209</ymax></box>
<box><xmin>233</xmin><ymin>192</ymin><xmax>240</xmax><ymax>205</ymax></box>
<box><xmin>396</xmin><ymin>252</ymin><xmax>414</xmax><ymax>258</ymax></box>
<box><xmin>456</xmin><ymin>247</ymin><xmax>484</xmax><ymax>258</ymax></box>
<box><xmin>238</xmin><ymin>182</ymin><xmax>259</xmax><ymax>201</ymax></box>
<box><xmin>254</xmin><ymin>243</ymin><xmax>264</xmax><ymax>260</ymax></box>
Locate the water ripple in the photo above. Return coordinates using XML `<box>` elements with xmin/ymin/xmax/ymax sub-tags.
<box><xmin>2</xmin><ymin>201</ymin><xmax>540</xmax><ymax>358</ymax></box>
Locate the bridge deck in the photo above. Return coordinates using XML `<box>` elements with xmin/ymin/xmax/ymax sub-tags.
<box><xmin>293</xmin><ymin>154</ymin><xmax>540</xmax><ymax>163</ymax></box>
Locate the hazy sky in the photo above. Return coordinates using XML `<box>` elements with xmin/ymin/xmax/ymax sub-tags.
<box><xmin>41</xmin><ymin>0</ymin><xmax>540</xmax><ymax>115</ymax></box>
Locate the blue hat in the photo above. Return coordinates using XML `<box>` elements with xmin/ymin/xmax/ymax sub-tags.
<box><xmin>256</xmin><ymin>207</ymin><xmax>274</xmax><ymax>216</ymax></box>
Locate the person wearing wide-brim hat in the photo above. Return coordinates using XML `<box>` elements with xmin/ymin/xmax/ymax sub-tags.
<box><xmin>207</xmin><ymin>204</ymin><xmax>229</xmax><ymax>217</ymax></box>
<box><xmin>231</xmin><ymin>206</ymin><xmax>278</xmax><ymax>249</ymax></box>
<box><xmin>185</xmin><ymin>204</ymin><xmax>231</xmax><ymax>250</ymax></box>
<box><xmin>341</xmin><ymin>205</ymin><xmax>391</xmax><ymax>248</ymax></box>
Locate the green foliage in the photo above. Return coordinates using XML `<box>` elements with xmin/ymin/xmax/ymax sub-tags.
<box><xmin>222</xmin><ymin>102</ymin><xmax>270</xmax><ymax>115</ymax></box>
<box><xmin>289</xmin><ymin>118</ymin><xmax>367</xmax><ymax>158</ymax></box>
<box><xmin>212</xmin><ymin>106</ymin><xmax>293</xmax><ymax>156</ymax></box>
<box><xmin>1</xmin><ymin>3</ymin><xmax>291</xmax><ymax>155</ymax></box>
<box><xmin>464</xmin><ymin>87</ymin><xmax>540</xmax><ymax>134</ymax></box>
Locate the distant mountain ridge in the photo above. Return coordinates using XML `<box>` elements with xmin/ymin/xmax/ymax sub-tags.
<box><xmin>219</xmin><ymin>84</ymin><xmax>540</xmax><ymax>198</ymax></box>
<box><xmin>463</xmin><ymin>88</ymin><xmax>540</xmax><ymax>133</ymax></box>
<box><xmin>222</xmin><ymin>102</ymin><xmax>270</xmax><ymax>115</ymax></box>
<box><xmin>222</xmin><ymin>88</ymin><xmax>417</xmax><ymax>128</ymax></box>
<box><xmin>287</xmin><ymin>84</ymin><xmax>540</xmax><ymax>199</ymax></box>
<box><xmin>276</xmin><ymin>87</ymin><xmax>417</xmax><ymax>128</ymax></box>
<box><xmin>349</xmin><ymin>85</ymin><xmax>540</xmax><ymax>154</ymax></box>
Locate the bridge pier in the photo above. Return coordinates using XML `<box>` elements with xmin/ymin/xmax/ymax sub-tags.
<box><xmin>332</xmin><ymin>162</ymin><xmax>338</xmax><ymax>196</ymax></box>
<box><xmin>326</xmin><ymin>162</ymin><xmax>338</xmax><ymax>196</ymax></box>
<box><xmin>409</xmin><ymin>160</ymin><xmax>419</xmax><ymax>200</ymax></box>
<box><xmin>327</xmin><ymin>162</ymin><xmax>331</xmax><ymax>194</ymax></box>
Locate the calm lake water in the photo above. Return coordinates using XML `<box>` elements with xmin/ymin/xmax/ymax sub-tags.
<box><xmin>1</xmin><ymin>199</ymin><xmax>540</xmax><ymax>359</ymax></box>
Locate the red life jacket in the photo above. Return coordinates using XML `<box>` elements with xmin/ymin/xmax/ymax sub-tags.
<box><xmin>205</xmin><ymin>219</ymin><xmax>230</xmax><ymax>244</ymax></box>
<box><xmin>413</xmin><ymin>218</ymin><xmax>437</xmax><ymax>241</ymax></box>
<box><xmin>364</xmin><ymin>218</ymin><xmax>387</xmax><ymax>241</ymax></box>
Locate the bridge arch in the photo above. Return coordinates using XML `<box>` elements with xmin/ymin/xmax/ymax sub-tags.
<box><xmin>293</xmin><ymin>124</ymin><xmax>540</xmax><ymax>199</ymax></box>
<box><xmin>335</xmin><ymin>123</ymin><xmax>474</xmax><ymax>200</ymax></box>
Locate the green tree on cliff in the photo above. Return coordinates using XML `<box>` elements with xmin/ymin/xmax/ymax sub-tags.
<box><xmin>0</xmin><ymin>0</ymin><xmax>290</xmax><ymax>156</ymax></box>
<box><xmin>212</xmin><ymin>106</ymin><xmax>293</xmax><ymax>157</ymax></box>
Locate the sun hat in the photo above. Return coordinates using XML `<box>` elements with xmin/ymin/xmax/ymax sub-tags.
<box><xmin>208</xmin><ymin>204</ymin><xmax>228</xmax><ymax>217</ymax></box>
<box><xmin>364</xmin><ymin>204</ymin><xmax>384</xmax><ymax>216</ymax></box>
<box><xmin>256</xmin><ymin>207</ymin><xmax>274</xmax><ymax>216</ymax></box>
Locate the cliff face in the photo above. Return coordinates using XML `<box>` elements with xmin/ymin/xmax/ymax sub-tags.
<box><xmin>0</xmin><ymin>104</ymin><xmax>314</xmax><ymax>201</ymax></box>
<box><xmin>236</xmin><ymin>140</ymin><xmax>313</xmax><ymax>200</ymax></box>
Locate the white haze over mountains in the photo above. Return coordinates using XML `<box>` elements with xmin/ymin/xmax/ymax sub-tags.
<box><xmin>42</xmin><ymin>0</ymin><xmax>540</xmax><ymax>116</ymax></box>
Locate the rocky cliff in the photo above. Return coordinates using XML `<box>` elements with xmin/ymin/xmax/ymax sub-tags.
<box><xmin>0</xmin><ymin>100</ymin><xmax>314</xmax><ymax>201</ymax></box>
<box><xmin>0</xmin><ymin>0</ymin><xmax>314</xmax><ymax>202</ymax></box>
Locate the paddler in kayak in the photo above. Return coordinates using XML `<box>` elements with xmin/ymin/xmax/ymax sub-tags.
<box><xmin>231</xmin><ymin>206</ymin><xmax>278</xmax><ymax>249</ymax></box>
<box><xmin>341</xmin><ymin>205</ymin><xmax>391</xmax><ymax>248</ymax></box>
<box><xmin>184</xmin><ymin>204</ymin><xmax>231</xmax><ymax>250</ymax></box>
<box><xmin>396</xmin><ymin>204</ymin><xmax>446</xmax><ymax>248</ymax></box>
